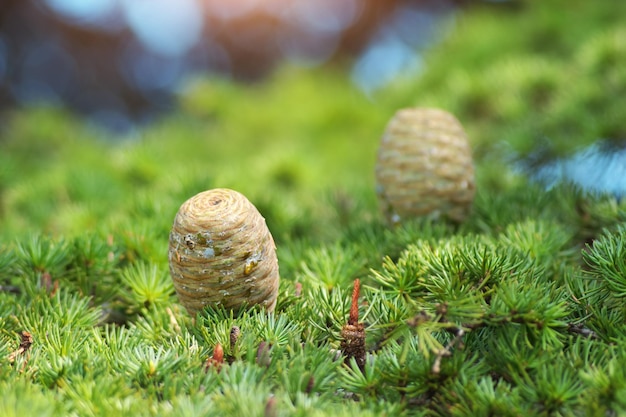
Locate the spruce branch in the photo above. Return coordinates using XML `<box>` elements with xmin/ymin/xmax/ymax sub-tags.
<box><xmin>582</xmin><ymin>226</ymin><xmax>626</xmax><ymax>297</ymax></box>
<box><xmin>308</xmin><ymin>286</ymin><xmax>350</xmax><ymax>342</ymax></box>
<box><xmin>255</xmin><ymin>313</ymin><xmax>302</xmax><ymax>347</ymax></box>
<box><xmin>281</xmin><ymin>342</ymin><xmax>341</xmax><ymax>400</ymax></box>
<box><xmin>15</xmin><ymin>235</ymin><xmax>70</xmax><ymax>280</ymax></box>
<box><xmin>119</xmin><ymin>262</ymin><xmax>173</xmax><ymax>310</ymax></box>
<box><xmin>41</xmin><ymin>271</ymin><xmax>59</xmax><ymax>296</ymax></box>
<box><xmin>64</xmin><ymin>233</ymin><xmax>119</xmax><ymax>303</ymax></box>
<box><xmin>300</xmin><ymin>243</ymin><xmax>364</xmax><ymax>291</ymax></box>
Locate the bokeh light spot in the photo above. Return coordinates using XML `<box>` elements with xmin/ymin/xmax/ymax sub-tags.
<box><xmin>351</xmin><ymin>3</ymin><xmax>453</xmax><ymax>94</ymax></box>
<box><xmin>352</xmin><ymin>36</ymin><xmax>422</xmax><ymax>94</ymax></box>
<box><xmin>526</xmin><ymin>142</ymin><xmax>626</xmax><ymax>198</ymax></box>
<box><xmin>121</xmin><ymin>0</ymin><xmax>203</xmax><ymax>57</ymax></box>
<box><xmin>278</xmin><ymin>28</ymin><xmax>339</xmax><ymax>66</ymax></box>
<box><xmin>119</xmin><ymin>42</ymin><xmax>185</xmax><ymax>93</ymax></box>
<box><xmin>43</xmin><ymin>0</ymin><xmax>122</xmax><ymax>30</ymax></box>
<box><xmin>289</xmin><ymin>0</ymin><xmax>360</xmax><ymax>35</ymax></box>
<box><xmin>204</xmin><ymin>0</ymin><xmax>263</xmax><ymax>20</ymax></box>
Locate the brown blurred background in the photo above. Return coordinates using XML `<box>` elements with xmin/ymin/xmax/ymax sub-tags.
<box><xmin>0</xmin><ymin>0</ymin><xmax>499</xmax><ymax>131</ymax></box>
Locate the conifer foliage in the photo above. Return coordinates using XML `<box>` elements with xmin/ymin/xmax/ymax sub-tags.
<box><xmin>2</xmin><ymin>0</ymin><xmax>626</xmax><ymax>415</ymax></box>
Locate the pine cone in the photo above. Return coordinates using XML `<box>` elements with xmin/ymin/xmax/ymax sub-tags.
<box><xmin>375</xmin><ymin>108</ymin><xmax>475</xmax><ymax>224</ymax></box>
<box><xmin>168</xmin><ymin>188</ymin><xmax>279</xmax><ymax>316</ymax></box>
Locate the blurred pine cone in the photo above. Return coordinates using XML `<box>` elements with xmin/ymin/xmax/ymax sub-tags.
<box><xmin>375</xmin><ymin>107</ymin><xmax>475</xmax><ymax>224</ymax></box>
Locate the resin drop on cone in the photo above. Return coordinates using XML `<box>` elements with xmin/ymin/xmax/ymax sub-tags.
<box><xmin>375</xmin><ymin>107</ymin><xmax>475</xmax><ymax>224</ymax></box>
<box><xmin>168</xmin><ymin>188</ymin><xmax>279</xmax><ymax>316</ymax></box>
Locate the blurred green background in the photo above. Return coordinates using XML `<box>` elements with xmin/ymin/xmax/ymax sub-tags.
<box><xmin>1</xmin><ymin>0</ymin><xmax>625</xmax><ymax>243</ymax></box>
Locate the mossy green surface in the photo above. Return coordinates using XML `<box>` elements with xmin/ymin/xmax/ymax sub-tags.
<box><xmin>2</xmin><ymin>0</ymin><xmax>626</xmax><ymax>415</ymax></box>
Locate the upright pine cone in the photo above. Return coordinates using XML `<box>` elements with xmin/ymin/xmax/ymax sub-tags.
<box><xmin>168</xmin><ymin>188</ymin><xmax>279</xmax><ymax>316</ymax></box>
<box><xmin>375</xmin><ymin>107</ymin><xmax>475</xmax><ymax>224</ymax></box>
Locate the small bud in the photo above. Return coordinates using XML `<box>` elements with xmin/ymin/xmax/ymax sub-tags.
<box><xmin>341</xmin><ymin>279</ymin><xmax>366</xmax><ymax>372</ymax></box>
<box><xmin>230</xmin><ymin>326</ymin><xmax>241</xmax><ymax>349</ymax></box>
<box><xmin>264</xmin><ymin>395</ymin><xmax>277</xmax><ymax>417</ymax></box>
<box><xmin>348</xmin><ymin>278</ymin><xmax>360</xmax><ymax>326</ymax></box>
<box><xmin>204</xmin><ymin>343</ymin><xmax>224</xmax><ymax>373</ymax></box>
<box><xmin>256</xmin><ymin>341</ymin><xmax>272</xmax><ymax>368</ymax></box>
<box><xmin>213</xmin><ymin>343</ymin><xmax>224</xmax><ymax>363</ymax></box>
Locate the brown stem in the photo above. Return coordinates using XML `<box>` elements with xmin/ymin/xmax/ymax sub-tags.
<box><xmin>8</xmin><ymin>331</ymin><xmax>33</xmax><ymax>364</ymax></box>
<box><xmin>568</xmin><ymin>323</ymin><xmax>599</xmax><ymax>339</ymax></box>
<box><xmin>432</xmin><ymin>327</ymin><xmax>464</xmax><ymax>374</ymax></box>
<box><xmin>166</xmin><ymin>307</ymin><xmax>181</xmax><ymax>334</ymax></box>
<box><xmin>0</xmin><ymin>285</ymin><xmax>21</xmax><ymax>295</ymax></box>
